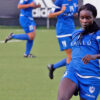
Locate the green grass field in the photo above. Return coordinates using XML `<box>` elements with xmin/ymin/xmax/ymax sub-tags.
<box><xmin>0</xmin><ymin>26</ymin><xmax>100</xmax><ymax>100</ymax></box>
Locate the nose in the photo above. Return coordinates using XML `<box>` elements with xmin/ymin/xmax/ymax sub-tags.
<box><xmin>83</xmin><ymin>18</ymin><xmax>87</xmax><ymax>23</ymax></box>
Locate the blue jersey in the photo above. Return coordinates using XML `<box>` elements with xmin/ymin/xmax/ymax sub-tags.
<box><xmin>18</xmin><ymin>0</ymin><xmax>36</xmax><ymax>33</ymax></box>
<box><xmin>69</xmin><ymin>29</ymin><xmax>100</xmax><ymax>76</ymax></box>
<box><xmin>19</xmin><ymin>0</ymin><xmax>34</xmax><ymax>17</ymax></box>
<box><xmin>54</xmin><ymin>0</ymin><xmax>78</xmax><ymax>36</ymax></box>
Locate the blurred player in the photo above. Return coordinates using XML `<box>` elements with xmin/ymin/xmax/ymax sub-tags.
<box><xmin>4</xmin><ymin>0</ymin><xmax>41</xmax><ymax>58</ymax></box>
<box><xmin>57</xmin><ymin>3</ymin><xmax>100</xmax><ymax>100</ymax></box>
<box><xmin>47</xmin><ymin>0</ymin><xmax>78</xmax><ymax>79</ymax></box>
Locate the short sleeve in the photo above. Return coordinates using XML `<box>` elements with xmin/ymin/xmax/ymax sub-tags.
<box><xmin>96</xmin><ymin>30</ymin><xmax>100</xmax><ymax>51</ymax></box>
<box><xmin>19</xmin><ymin>0</ymin><xmax>28</xmax><ymax>4</ymax></box>
<box><xmin>73</xmin><ymin>0</ymin><xmax>78</xmax><ymax>13</ymax></box>
<box><xmin>54</xmin><ymin>0</ymin><xmax>62</xmax><ymax>7</ymax></box>
<box><xmin>49</xmin><ymin>8</ymin><xmax>56</xmax><ymax>13</ymax></box>
<box><xmin>49</xmin><ymin>3</ymin><xmax>61</xmax><ymax>13</ymax></box>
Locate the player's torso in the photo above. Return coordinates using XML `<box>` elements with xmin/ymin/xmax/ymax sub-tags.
<box><xmin>70</xmin><ymin>29</ymin><xmax>100</xmax><ymax>76</ymax></box>
<box><xmin>55</xmin><ymin>0</ymin><xmax>77</xmax><ymax>35</ymax></box>
<box><xmin>71</xmin><ymin>30</ymin><xmax>99</xmax><ymax>57</ymax></box>
<box><xmin>19</xmin><ymin>0</ymin><xmax>34</xmax><ymax>17</ymax></box>
<box><xmin>63</xmin><ymin>0</ymin><xmax>78</xmax><ymax>16</ymax></box>
<box><xmin>56</xmin><ymin>0</ymin><xmax>78</xmax><ymax>19</ymax></box>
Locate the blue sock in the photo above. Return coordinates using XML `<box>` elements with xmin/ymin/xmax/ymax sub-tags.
<box><xmin>25</xmin><ymin>40</ymin><xmax>34</xmax><ymax>55</ymax></box>
<box><xmin>12</xmin><ymin>34</ymin><xmax>30</xmax><ymax>40</ymax></box>
<box><xmin>53</xmin><ymin>58</ymin><xmax>67</xmax><ymax>69</ymax></box>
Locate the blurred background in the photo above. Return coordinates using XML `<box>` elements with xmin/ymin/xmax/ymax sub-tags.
<box><xmin>0</xmin><ymin>0</ymin><xmax>100</xmax><ymax>100</ymax></box>
<box><xmin>0</xmin><ymin>0</ymin><xmax>100</xmax><ymax>28</ymax></box>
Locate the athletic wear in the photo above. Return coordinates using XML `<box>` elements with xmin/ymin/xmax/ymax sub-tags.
<box><xmin>53</xmin><ymin>0</ymin><xmax>78</xmax><ymax>50</ymax></box>
<box><xmin>63</xmin><ymin>29</ymin><xmax>100</xmax><ymax>99</ymax></box>
<box><xmin>4</xmin><ymin>33</ymin><xmax>14</xmax><ymax>43</ymax></box>
<box><xmin>47</xmin><ymin>64</ymin><xmax>55</xmax><ymax>79</ymax></box>
<box><xmin>19</xmin><ymin>0</ymin><xmax>36</xmax><ymax>33</ymax></box>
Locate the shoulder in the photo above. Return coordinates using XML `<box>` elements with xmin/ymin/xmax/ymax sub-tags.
<box><xmin>72</xmin><ymin>28</ymin><xmax>83</xmax><ymax>37</ymax></box>
<box><xmin>96</xmin><ymin>30</ymin><xmax>100</xmax><ymax>35</ymax></box>
<box><xmin>19</xmin><ymin>0</ymin><xmax>28</xmax><ymax>4</ymax></box>
<box><xmin>54</xmin><ymin>0</ymin><xmax>62</xmax><ymax>6</ymax></box>
<box><xmin>95</xmin><ymin>30</ymin><xmax>100</xmax><ymax>40</ymax></box>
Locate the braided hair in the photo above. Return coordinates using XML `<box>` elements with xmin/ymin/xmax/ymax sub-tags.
<box><xmin>78</xmin><ymin>3</ymin><xmax>100</xmax><ymax>45</ymax></box>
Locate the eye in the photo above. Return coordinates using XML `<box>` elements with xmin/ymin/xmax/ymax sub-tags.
<box><xmin>86</xmin><ymin>16</ymin><xmax>92</xmax><ymax>20</ymax></box>
<box><xmin>80</xmin><ymin>16</ymin><xmax>92</xmax><ymax>20</ymax></box>
<box><xmin>80</xmin><ymin>16</ymin><xmax>84</xmax><ymax>19</ymax></box>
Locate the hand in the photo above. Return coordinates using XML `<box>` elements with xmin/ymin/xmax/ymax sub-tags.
<box><xmin>61</xmin><ymin>5</ymin><xmax>66</xmax><ymax>13</ymax></box>
<box><xmin>37</xmin><ymin>3</ymin><xmax>41</xmax><ymax>8</ymax></box>
<box><xmin>29</xmin><ymin>2</ymin><xmax>41</xmax><ymax>8</ymax></box>
<box><xmin>81</xmin><ymin>54</ymin><xmax>97</xmax><ymax>64</ymax></box>
<box><xmin>29</xmin><ymin>2</ymin><xmax>35</xmax><ymax>7</ymax></box>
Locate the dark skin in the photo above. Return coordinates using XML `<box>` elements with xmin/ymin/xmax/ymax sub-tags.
<box><xmin>57</xmin><ymin>9</ymin><xmax>100</xmax><ymax>100</ymax></box>
<box><xmin>79</xmin><ymin>10</ymin><xmax>100</xmax><ymax>64</ymax></box>
<box><xmin>82</xmin><ymin>54</ymin><xmax>100</xmax><ymax>64</ymax></box>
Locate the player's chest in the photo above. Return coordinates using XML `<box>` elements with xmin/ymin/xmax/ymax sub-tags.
<box><xmin>62</xmin><ymin>1</ymin><xmax>76</xmax><ymax>12</ymax></box>
<box><xmin>71</xmin><ymin>34</ymin><xmax>96</xmax><ymax>46</ymax></box>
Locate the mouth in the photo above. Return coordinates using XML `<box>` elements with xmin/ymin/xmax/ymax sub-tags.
<box><xmin>82</xmin><ymin>23</ymin><xmax>88</xmax><ymax>27</ymax></box>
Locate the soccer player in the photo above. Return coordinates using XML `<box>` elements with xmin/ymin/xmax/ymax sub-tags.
<box><xmin>57</xmin><ymin>3</ymin><xmax>100</xmax><ymax>100</ymax></box>
<box><xmin>47</xmin><ymin>0</ymin><xmax>78</xmax><ymax>79</ymax></box>
<box><xmin>4</xmin><ymin>0</ymin><xmax>41</xmax><ymax>58</ymax></box>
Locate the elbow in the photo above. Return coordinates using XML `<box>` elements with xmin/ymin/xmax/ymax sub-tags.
<box><xmin>17</xmin><ymin>5</ymin><xmax>21</xmax><ymax>9</ymax></box>
<box><xmin>48</xmin><ymin>14</ymin><xmax>54</xmax><ymax>18</ymax></box>
<box><xmin>48</xmin><ymin>15</ymin><xmax>51</xmax><ymax>18</ymax></box>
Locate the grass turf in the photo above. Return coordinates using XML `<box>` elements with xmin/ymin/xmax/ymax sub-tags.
<box><xmin>0</xmin><ymin>26</ymin><xmax>100</xmax><ymax>100</ymax></box>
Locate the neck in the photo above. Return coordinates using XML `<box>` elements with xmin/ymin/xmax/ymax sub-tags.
<box><xmin>83</xmin><ymin>22</ymin><xmax>99</xmax><ymax>34</ymax></box>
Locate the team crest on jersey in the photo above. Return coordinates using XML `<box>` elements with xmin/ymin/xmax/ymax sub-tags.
<box><xmin>89</xmin><ymin>86</ymin><xmax>95</xmax><ymax>94</ymax></box>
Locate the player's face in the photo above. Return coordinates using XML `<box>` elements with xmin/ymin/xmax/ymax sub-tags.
<box><xmin>79</xmin><ymin>10</ymin><xmax>95</xmax><ymax>29</ymax></box>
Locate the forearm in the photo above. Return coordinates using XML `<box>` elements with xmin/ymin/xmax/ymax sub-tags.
<box><xmin>33</xmin><ymin>5</ymin><xmax>40</xmax><ymax>9</ymax></box>
<box><xmin>17</xmin><ymin>4</ymin><xmax>31</xmax><ymax>9</ymax></box>
<box><xmin>48</xmin><ymin>11</ymin><xmax>63</xmax><ymax>18</ymax></box>
<box><xmin>18</xmin><ymin>2</ymin><xmax>39</xmax><ymax>9</ymax></box>
<box><xmin>94</xmin><ymin>54</ymin><xmax>100</xmax><ymax>59</ymax></box>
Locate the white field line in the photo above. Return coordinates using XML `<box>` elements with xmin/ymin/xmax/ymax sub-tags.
<box><xmin>0</xmin><ymin>40</ymin><xmax>22</xmax><ymax>43</ymax></box>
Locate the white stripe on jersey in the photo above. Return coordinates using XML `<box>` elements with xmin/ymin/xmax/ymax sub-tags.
<box><xmin>62</xmin><ymin>4</ymin><xmax>69</xmax><ymax>6</ymax></box>
<box><xmin>56</xmin><ymin>34</ymin><xmax>72</xmax><ymax>38</ymax></box>
<box><xmin>76</xmin><ymin>73</ymin><xmax>100</xmax><ymax>79</ymax></box>
<box><xmin>19</xmin><ymin>0</ymin><xmax>28</xmax><ymax>4</ymax></box>
<box><xmin>96</xmin><ymin>36</ymin><xmax>100</xmax><ymax>39</ymax></box>
<box><xmin>49</xmin><ymin>4</ymin><xmax>60</xmax><ymax>13</ymax></box>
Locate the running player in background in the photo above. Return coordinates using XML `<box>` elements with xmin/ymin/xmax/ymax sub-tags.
<box><xmin>47</xmin><ymin>0</ymin><xmax>78</xmax><ymax>79</ymax></box>
<box><xmin>4</xmin><ymin>0</ymin><xmax>41</xmax><ymax>58</ymax></box>
<box><xmin>57</xmin><ymin>3</ymin><xmax>100</xmax><ymax>100</ymax></box>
